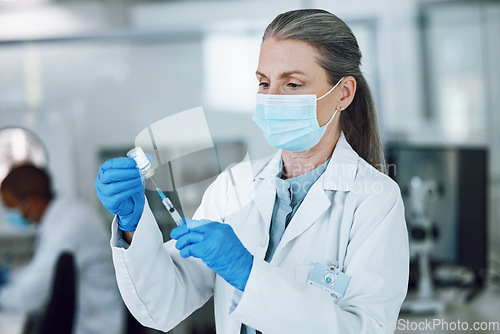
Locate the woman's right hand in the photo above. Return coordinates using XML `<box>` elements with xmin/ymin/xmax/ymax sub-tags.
<box><xmin>95</xmin><ymin>157</ymin><xmax>145</xmax><ymax>232</ymax></box>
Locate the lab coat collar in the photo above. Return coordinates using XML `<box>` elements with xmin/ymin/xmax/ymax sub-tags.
<box><xmin>253</xmin><ymin>132</ymin><xmax>359</xmax><ymax>191</ymax></box>
<box><xmin>322</xmin><ymin>132</ymin><xmax>359</xmax><ymax>191</ymax></box>
<box><xmin>253</xmin><ymin>149</ymin><xmax>283</xmax><ymax>180</ymax></box>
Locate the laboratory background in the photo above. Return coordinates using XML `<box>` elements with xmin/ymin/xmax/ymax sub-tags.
<box><xmin>0</xmin><ymin>0</ymin><xmax>499</xmax><ymax>333</ymax></box>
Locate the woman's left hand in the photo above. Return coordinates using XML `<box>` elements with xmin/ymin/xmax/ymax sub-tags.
<box><xmin>171</xmin><ymin>218</ymin><xmax>254</xmax><ymax>291</ymax></box>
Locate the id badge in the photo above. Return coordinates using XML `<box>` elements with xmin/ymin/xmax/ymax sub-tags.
<box><xmin>307</xmin><ymin>262</ymin><xmax>351</xmax><ymax>300</ymax></box>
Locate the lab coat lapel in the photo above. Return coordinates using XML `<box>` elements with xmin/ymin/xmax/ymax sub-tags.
<box><xmin>272</xmin><ymin>184</ymin><xmax>331</xmax><ymax>262</ymax></box>
<box><xmin>250</xmin><ymin>150</ymin><xmax>282</xmax><ymax>257</ymax></box>
<box><xmin>252</xmin><ymin>178</ymin><xmax>276</xmax><ymax>231</ymax></box>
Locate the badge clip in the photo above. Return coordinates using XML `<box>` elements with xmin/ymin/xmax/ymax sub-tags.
<box><xmin>307</xmin><ymin>262</ymin><xmax>351</xmax><ymax>300</ymax></box>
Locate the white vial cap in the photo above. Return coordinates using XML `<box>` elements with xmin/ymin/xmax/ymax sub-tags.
<box><xmin>127</xmin><ymin>147</ymin><xmax>155</xmax><ymax>178</ymax></box>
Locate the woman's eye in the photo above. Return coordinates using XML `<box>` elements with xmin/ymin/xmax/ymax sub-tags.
<box><xmin>259</xmin><ymin>82</ymin><xmax>270</xmax><ymax>88</ymax></box>
<box><xmin>288</xmin><ymin>83</ymin><xmax>301</xmax><ymax>88</ymax></box>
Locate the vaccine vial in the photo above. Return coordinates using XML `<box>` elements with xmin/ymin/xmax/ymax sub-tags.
<box><xmin>127</xmin><ymin>147</ymin><xmax>155</xmax><ymax>179</ymax></box>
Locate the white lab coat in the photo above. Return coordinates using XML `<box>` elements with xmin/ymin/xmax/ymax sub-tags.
<box><xmin>111</xmin><ymin>133</ymin><xmax>409</xmax><ymax>333</ymax></box>
<box><xmin>0</xmin><ymin>197</ymin><xmax>125</xmax><ymax>334</ymax></box>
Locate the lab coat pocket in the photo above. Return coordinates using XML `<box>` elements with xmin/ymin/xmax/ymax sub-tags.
<box><xmin>295</xmin><ymin>265</ymin><xmax>314</xmax><ymax>284</ymax></box>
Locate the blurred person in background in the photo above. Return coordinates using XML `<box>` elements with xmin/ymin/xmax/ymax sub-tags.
<box><xmin>0</xmin><ymin>164</ymin><xmax>124</xmax><ymax>334</ymax></box>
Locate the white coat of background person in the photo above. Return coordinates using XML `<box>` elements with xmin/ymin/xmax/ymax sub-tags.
<box><xmin>0</xmin><ymin>165</ymin><xmax>124</xmax><ymax>334</ymax></box>
<box><xmin>96</xmin><ymin>9</ymin><xmax>409</xmax><ymax>334</ymax></box>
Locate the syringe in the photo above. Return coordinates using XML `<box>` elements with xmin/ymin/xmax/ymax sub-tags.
<box><xmin>126</xmin><ymin>146</ymin><xmax>185</xmax><ymax>226</ymax></box>
<box><xmin>154</xmin><ymin>186</ymin><xmax>185</xmax><ymax>227</ymax></box>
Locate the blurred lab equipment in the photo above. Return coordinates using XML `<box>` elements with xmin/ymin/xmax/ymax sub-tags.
<box><xmin>0</xmin><ymin>128</ymin><xmax>48</xmax><ymax>183</ymax></box>
<box><xmin>400</xmin><ymin>176</ymin><xmax>445</xmax><ymax>314</ymax></box>
<box><xmin>387</xmin><ymin>145</ymin><xmax>488</xmax><ymax>312</ymax></box>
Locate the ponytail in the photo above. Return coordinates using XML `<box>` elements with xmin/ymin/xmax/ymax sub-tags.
<box><xmin>340</xmin><ymin>75</ymin><xmax>386</xmax><ymax>173</ymax></box>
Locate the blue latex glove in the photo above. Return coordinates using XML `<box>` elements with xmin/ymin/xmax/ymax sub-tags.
<box><xmin>95</xmin><ymin>157</ymin><xmax>145</xmax><ymax>231</ymax></box>
<box><xmin>171</xmin><ymin>218</ymin><xmax>254</xmax><ymax>291</ymax></box>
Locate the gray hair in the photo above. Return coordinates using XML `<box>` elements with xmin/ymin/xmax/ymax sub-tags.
<box><xmin>263</xmin><ymin>9</ymin><xmax>386</xmax><ymax>174</ymax></box>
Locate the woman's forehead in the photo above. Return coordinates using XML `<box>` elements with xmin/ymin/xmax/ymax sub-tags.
<box><xmin>257</xmin><ymin>37</ymin><xmax>323</xmax><ymax>79</ymax></box>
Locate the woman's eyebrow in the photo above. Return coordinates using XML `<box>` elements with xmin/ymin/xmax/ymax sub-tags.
<box><xmin>256</xmin><ymin>70</ymin><xmax>307</xmax><ymax>80</ymax></box>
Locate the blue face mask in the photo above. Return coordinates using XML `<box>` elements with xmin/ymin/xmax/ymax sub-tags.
<box><xmin>252</xmin><ymin>77</ymin><xmax>344</xmax><ymax>152</ymax></box>
<box><xmin>4</xmin><ymin>209</ymin><xmax>32</xmax><ymax>229</ymax></box>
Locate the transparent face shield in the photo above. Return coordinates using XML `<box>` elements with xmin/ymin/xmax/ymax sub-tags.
<box><xmin>129</xmin><ymin>106</ymin><xmax>252</xmax><ymax>224</ymax></box>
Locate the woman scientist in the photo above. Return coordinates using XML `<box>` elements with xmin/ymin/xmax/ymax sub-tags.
<box><xmin>95</xmin><ymin>9</ymin><xmax>409</xmax><ymax>334</ymax></box>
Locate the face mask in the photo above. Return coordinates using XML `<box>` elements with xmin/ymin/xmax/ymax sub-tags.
<box><xmin>252</xmin><ymin>77</ymin><xmax>344</xmax><ymax>152</ymax></box>
<box><xmin>4</xmin><ymin>209</ymin><xmax>32</xmax><ymax>229</ymax></box>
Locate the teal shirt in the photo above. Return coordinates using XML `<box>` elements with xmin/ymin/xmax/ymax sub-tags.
<box><xmin>265</xmin><ymin>156</ymin><xmax>331</xmax><ymax>261</ymax></box>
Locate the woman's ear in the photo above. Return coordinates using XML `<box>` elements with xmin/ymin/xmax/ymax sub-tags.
<box><xmin>339</xmin><ymin>76</ymin><xmax>356</xmax><ymax>109</ymax></box>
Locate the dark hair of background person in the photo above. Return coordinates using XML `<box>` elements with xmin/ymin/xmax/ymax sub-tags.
<box><xmin>0</xmin><ymin>164</ymin><xmax>54</xmax><ymax>200</ymax></box>
<box><xmin>263</xmin><ymin>9</ymin><xmax>387</xmax><ymax>174</ymax></box>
